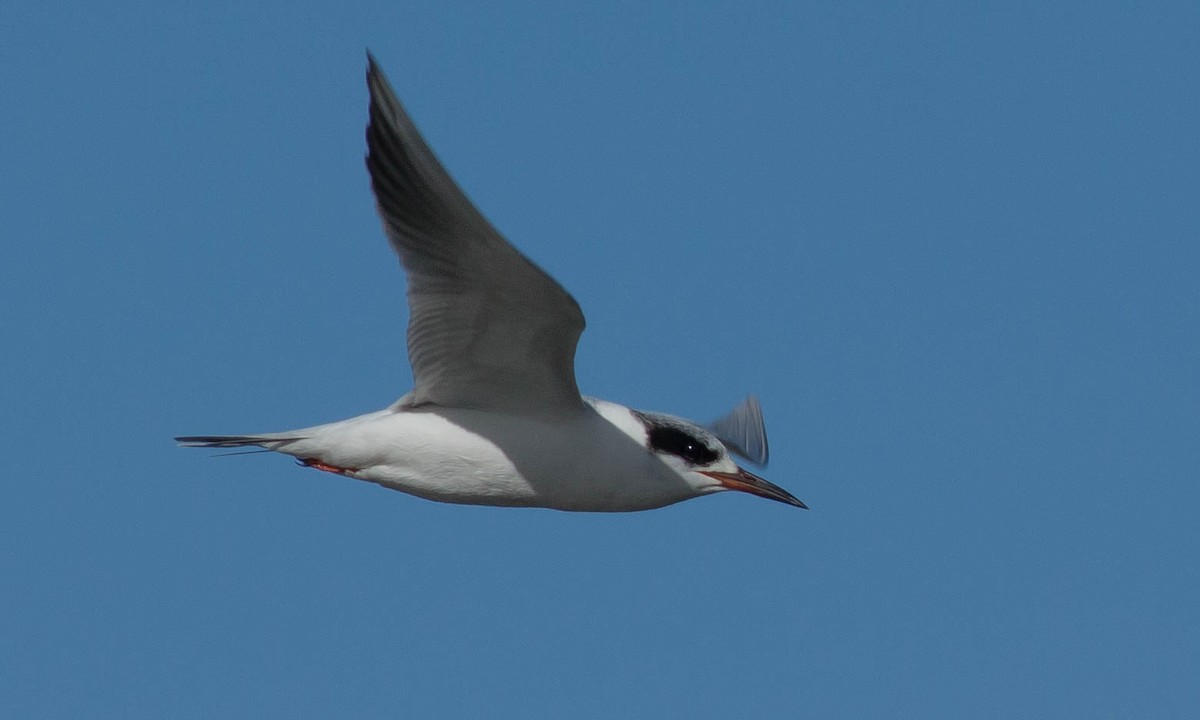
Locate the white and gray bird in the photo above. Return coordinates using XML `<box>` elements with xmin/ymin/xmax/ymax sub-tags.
<box><xmin>176</xmin><ymin>54</ymin><xmax>806</xmax><ymax>512</ymax></box>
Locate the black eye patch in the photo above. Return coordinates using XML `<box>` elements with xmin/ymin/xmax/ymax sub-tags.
<box><xmin>647</xmin><ymin>426</ymin><xmax>720</xmax><ymax>466</ymax></box>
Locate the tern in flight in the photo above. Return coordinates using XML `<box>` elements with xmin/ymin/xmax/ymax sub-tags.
<box><xmin>177</xmin><ymin>54</ymin><xmax>806</xmax><ymax>512</ymax></box>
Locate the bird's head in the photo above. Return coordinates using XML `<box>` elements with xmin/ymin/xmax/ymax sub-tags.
<box><xmin>632</xmin><ymin>410</ymin><xmax>807</xmax><ymax>509</ymax></box>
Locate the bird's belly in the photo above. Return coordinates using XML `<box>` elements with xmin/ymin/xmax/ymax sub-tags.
<box><xmin>358</xmin><ymin>448</ymin><xmax>538</xmax><ymax>507</ymax></box>
<box><xmin>296</xmin><ymin>407</ymin><xmax>690</xmax><ymax>511</ymax></box>
<box><xmin>324</xmin><ymin>415</ymin><xmax>536</xmax><ymax>507</ymax></box>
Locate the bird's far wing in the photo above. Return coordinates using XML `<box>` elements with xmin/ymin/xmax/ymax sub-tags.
<box><xmin>706</xmin><ymin>395</ymin><xmax>770</xmax><ymax>466</ymax></box>
<box><xmin>365</xmin><ymin>53</ymin><xmax>586</xmax><ymax>413</ymax></box>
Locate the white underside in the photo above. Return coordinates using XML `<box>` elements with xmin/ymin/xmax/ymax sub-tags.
<box><xmin>259</xmin><ymin>398</ymin><xmax>708</xmax><ymax>511</ymax></box>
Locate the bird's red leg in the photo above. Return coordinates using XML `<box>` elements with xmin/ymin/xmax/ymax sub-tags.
<box><xmin>298</xmin><ymin>458</ymin><xmax>358</xmax><ymax>475</ymax></box>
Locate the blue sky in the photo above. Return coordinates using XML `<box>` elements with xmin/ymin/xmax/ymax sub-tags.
<box><xmin>3</xmin><ymin>1</ymin><xmax>1198</xmax><ymax>717</ymax></box>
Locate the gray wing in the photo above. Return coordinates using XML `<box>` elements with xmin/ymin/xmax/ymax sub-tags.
<box><xmin>365</xmin><ymin>54</ymin><xmax>586</xmax><ymax>412</ymax></box>
<box><xmin>707</xmin><ymin>395</ymin><xmax>770</xmax><ymax>466</ymax></box>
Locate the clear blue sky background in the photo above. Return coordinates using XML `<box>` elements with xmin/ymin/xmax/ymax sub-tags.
<box><xmin>3</xmin><ymin>2</ymin><xmax>1197</xmax><ymax>717</ymax></box>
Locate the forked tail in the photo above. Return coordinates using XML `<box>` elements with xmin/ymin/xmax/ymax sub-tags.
<box><xmin>174</xmin><ymin>434</ymin><xmax>301</xmax><ymax>449</ymax></box>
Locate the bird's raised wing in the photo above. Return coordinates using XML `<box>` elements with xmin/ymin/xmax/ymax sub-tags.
<box><xmin>706</xmin><ymin>395</ymin><xmax>770</xmax><ymax>466</ymax></box>
<box><xmin>365</xmin><ymin>54</ymin><xmax>586</xmax><ymax>413</ymax></box>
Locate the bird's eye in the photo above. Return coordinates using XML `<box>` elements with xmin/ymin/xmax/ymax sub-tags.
<box><xmin>647</xmin><ymin>426</ymin><xmax>719</xmax><ymax>466</ymax></box>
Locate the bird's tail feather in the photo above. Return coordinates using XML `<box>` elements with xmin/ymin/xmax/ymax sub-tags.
<box><xmin>174</xmin><ymin>434</ymin><xmax>302</xmax><ymax>449</ymax></box>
